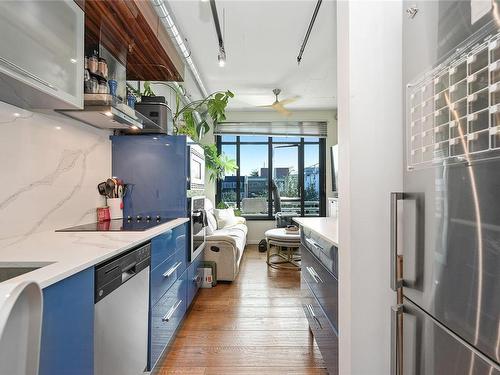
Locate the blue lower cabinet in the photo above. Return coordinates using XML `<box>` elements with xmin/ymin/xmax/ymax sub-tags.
<box><xmin>187</xmin><ymin>254</ymin><xmax>203</xmax><ymax>306</ymax></box>
<box><xmin>151</xmin><ymin>224</ymin><xmax>188</xmax><ymax>270</ymax></box>
<box><xmin>39</xmin><ymin>268</ymin><xmax>94</xmax><ymax>375</ymax></box>
<box><xmin>149</xmin><ymin>269</ymin><xmax>187</xmax><ymax>369</ymax></box>
<box><xmin>150</xmin><ymin>249</ymin><xmax>186</xmax><ymax>306</ymax></box>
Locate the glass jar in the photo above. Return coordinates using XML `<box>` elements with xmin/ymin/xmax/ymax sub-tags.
<box><xmin>98</xmin><ymin>58</ymin><xmax>108</xmax><ymax>79</ymax></box>
<box><xmin>88</xmin><ymin>55</ymin><xmax>98</xmax><ymax>74</ymax></box>
<box><xmin>98</xmin><ymin>80</ymin><xmax>108</xmax><ymax>94</ymax></box>
<box><xmin>88</xmin><ymin>76</ymin><xmax>99</xmax><ymax>93</ymax></box>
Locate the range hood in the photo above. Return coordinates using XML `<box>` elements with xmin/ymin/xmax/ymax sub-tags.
<box><xmin>57</xmin><ymin>94</ymin><xmax>162</xmax><ymax>132</ymax></box>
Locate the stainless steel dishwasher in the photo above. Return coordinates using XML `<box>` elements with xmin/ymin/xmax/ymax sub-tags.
<box><xmin>94</xmin><ymin>242</ymin><xmax>150</xmax><ymax>375</ymax></box>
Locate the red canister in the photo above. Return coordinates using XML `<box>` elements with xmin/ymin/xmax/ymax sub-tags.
<box><xmin>97</xmin><ymin>206</ymin><xmax>110</xmax><ymax>222</ymax></box>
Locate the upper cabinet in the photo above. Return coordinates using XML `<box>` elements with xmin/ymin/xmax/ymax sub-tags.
<box><xmin>0</xmin><ymin>1</ymin><xmax>84</xmax><ymax>110</ymax></box>
<box><xmin>85</xmin><ymin>0</ymin><xmax>184</xmax><ymax>82</ymax></box>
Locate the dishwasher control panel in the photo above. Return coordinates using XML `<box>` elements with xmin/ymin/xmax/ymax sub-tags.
<box><xmin>94</xmin><ymin>242</ymin><xmax>151</xmax><ymax>303</ymax></box>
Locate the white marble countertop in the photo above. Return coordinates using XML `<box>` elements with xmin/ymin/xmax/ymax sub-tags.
<box><xmin>0</xmin><ymin>218</ymin><xmax>189</xmax><ymax>289</ymax></box>
<box><xmin>293</xmin><ymin>217</ymin><xmax>339</xmax><ymax>246</ymax></box>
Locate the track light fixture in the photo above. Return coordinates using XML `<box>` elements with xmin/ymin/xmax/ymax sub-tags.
<box><xmin>218</xmin><ymin>46</ymin><xmax>226</xmax><ymax>67</ymax></box>
<box><xmin>210</xmin><ymin>0</ymin><xmax>226</xmax><ymax>67</ymax></box>
<box><xmin>297</xmin><ymin>0</ymin><xmax>323</xmax><ymax>65</ymax></box>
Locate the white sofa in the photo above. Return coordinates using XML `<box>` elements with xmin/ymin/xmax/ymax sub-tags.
<box><xmin>204</xmin><ymin>199</ymin><xmax>248</xmax><ymax>281</ymax></box>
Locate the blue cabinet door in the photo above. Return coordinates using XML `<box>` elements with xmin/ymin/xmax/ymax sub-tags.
<box><xmin>39</xmin><ymin>268</ymin><xmax>94</xmax><ymax>375</ymax></box>
<box><xmin>111</xmin><ymin>134</ymin><xmax>188</xmax><ymax>219</ymax></box>
<box><xmin>149</xmin><ymin>269</ymin><xmax>187</xmax><ymax>369</ymax></box>
<box><xmin>186</xmin><ymin>253</ymin><xmax>203</xmax><ymax>306</ymax></box>
<box><xmin>151</xmin><ymin>224</ymin><xmax>188</xmax><ymax>270</ymax></box>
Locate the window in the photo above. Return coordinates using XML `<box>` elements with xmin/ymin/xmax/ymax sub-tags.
<box><xmin>217</xmin><ymin>135</ymin><xmax>326</xmax><ymax>219</ymax></box>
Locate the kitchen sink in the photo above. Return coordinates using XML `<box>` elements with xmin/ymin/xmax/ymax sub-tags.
<box><xmin>0</xmin><ymin>263</ymin><xmax>53</xmax><ymax>283</ymax></box>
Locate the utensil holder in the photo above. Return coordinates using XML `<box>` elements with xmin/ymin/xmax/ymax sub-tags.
<box><xmin>107</xmin><ymin>198</ymin><xmax>123</xmax><ymax>220</ymax></box>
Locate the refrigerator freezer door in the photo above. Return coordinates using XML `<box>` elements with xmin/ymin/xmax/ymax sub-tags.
<box><xmin>402</xmin><ymin>0</ymin><xmax>500</xmax><ymax>363</ymax></box>
<box><xmin>402</xmin><ymin>298</ymin><xmax>500</xmax><ymax>375</ymax></box>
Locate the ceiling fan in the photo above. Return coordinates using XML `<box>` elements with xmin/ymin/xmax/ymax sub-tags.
<box><xmin>259</xmin><ymin>88</ymin><xmax>299</xmax><ymax>116</ymax></box>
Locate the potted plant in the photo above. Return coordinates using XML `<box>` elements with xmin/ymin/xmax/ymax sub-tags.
<box><xmin>127</xmin><ymin>81</ymin><xmax>237</xmax><ymax>181</ymax></box>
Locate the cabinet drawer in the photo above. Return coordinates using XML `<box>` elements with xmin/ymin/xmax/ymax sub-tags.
<box><xmin>151</xmin><ymin>225</ymin><xmax>186</xmax><ymax>270</ymax></box>
<box><xmin>301</xmin><ymin>244</ymin><xmax>338</xmax><ymax>329</ymax></box>
<box><xmin>186</xmin><ymin>254</ymin><xmax>203</xmax><ymax>306</ymax></box>
<box><xmin>303</xmin><ymin>295</ymin><xmax>338</xmax><ymax>375</ymax></box>
<box><xmin>149</xmin><ymin>270</ymin><xmax>187</xmax><ymax>369</ymax></box>
<box><xmin>301</xmin><ymin>228</ymin><xmax>337</xmax><ymax>276</ymax></box>
<box><xmin>150</xmin><ymin>249</ymin><xmax>186</xmax><ymax>306</ymax></box>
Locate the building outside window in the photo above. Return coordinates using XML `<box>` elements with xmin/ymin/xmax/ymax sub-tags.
<box><xmin>216</xmin><ymin>135</ymin><xmax>326</xmax><ymax>219</ymax></box>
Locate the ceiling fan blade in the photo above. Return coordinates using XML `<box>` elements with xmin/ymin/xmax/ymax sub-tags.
<box><xmin>256</xmin><ymin>104</ymin><xmax>275</xmax><ymax>108</ymax></box>
<box><xmin>272</xmin><ymin>103</ymin><xmax>292</xmax><ymax>117</ymax></box>
<box><xmin>278</xmin><ymin>96</ymin><xmax>300</xmax><ymax>105</ymax></box>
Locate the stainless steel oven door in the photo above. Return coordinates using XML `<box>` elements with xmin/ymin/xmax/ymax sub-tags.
<box><xmin>191</xmin><ymin>209</ymin><xmax>206</xmax><ymax>260</ymax></box>
<box><xmin>189</xmin><ymin>145</ymin><xmax>205</xmax><ymax>190</ymax></box>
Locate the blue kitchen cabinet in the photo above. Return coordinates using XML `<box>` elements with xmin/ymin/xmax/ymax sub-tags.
<box><xmin>39</xmin><ymin>267</ymin><xmax>94</xmax><ymax>375</ymax></box>
<box><xmin>151</xmin><ymin>223</ymin><xmax>188</xmax><ymax>270</ymax></box>
<box><xmin>111</xmin><ymin>135</ymin><xmax>188</xmax><ymax>219</ymax></box>
<box><xmin>186</xmin><ymin>253</ymin><xmax>203</xmax><ymax>306</ymax></box>
<box><xmin>149</xmin><ymin>268</ymin><xmax>187</xmax><ymax>368</ymax></box>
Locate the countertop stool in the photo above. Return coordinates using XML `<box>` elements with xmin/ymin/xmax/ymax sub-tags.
<box><xmin>265</xmin><ymin>228</ymin><xmax>301</xmax><ymax>270</ymax></box>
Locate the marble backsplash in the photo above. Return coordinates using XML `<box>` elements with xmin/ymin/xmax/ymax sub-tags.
<box><xmin>0</xmin><ymin>101</ymin><xmax>111</xmax><ymax>249</ymax></box>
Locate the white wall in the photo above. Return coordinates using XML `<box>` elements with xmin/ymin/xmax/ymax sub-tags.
<box><xmin>217</xmin><ymin>110</ymin><xmax>338</xmax><ymax>243</ymax></box>
<box><xmin>337</xmin><ymin>1</ymin><xmax>403</xmax><ymax>374</ymax></box>
<box><xmin>0</xmin><ymin>101</ymin><xmax>111</xmax><ymax>248</ymax></box>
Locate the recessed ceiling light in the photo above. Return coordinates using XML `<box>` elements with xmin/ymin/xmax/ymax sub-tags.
<box><xmin>104</xmin><ymin>111</ymin><xmax>113</xmax><ymax>117</ymax></box>
<box><xmin>54</xmin><ymin>126</ymin><xmax>62</xmax><ymax>130</ymax></box>
<box><xmin>70</xmin><ymin>58</ymin><xmax>77</xmax><ymax>64</ymax></box>
<box><xmin>13</xmin><ymin>113</ymin><xmax>21</xmax><ymax>117</ymax></box>
<box><xmin>153</xmin><ymin>137</ymin><xmax>158</xmax><ymax>140</ymax></box>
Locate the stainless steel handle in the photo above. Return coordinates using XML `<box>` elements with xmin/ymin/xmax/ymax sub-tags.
<box><xmin>307</xmin><ymin>304</ymin><xmax>322</xmax><ymax>328</ymax></box>
<box><xmin>391</xmin><ymin>304</ymin><xmax>403</xmax><ymax>375</ymax></box>
<box><xmin>307</xmin><ymin>266</ymin><xmax>323</xmax><ymax>283</ymax></box>
<box><xmin>0</xmin><ymin>56</ymin><xmax>57</xmax><ymax>90</ymax></box>
<box><xmin>306</xmin><ymin>237</ymin><xmax>324</xmax><ymax>251</ymax></box>
<box><xmin>162</xmin><ymin>299</ymin><xmax>183</xmax><ymax>322</ymax></box>
<box><xmin>390</xmin><ymin>192</ymin><xmax>404</xmax><ymax>291</ymax></box>
<box><xmin>163</xmin><ymin>261</ymin><xmax>182</xmax><ymax>278</ymax></box>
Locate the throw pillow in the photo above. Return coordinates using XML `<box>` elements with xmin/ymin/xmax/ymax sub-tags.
<box><xmin>214</xmin><ymin>208</ymin><xmax>237</xmax><ymax>228</ymax></box>
<box><xmin>206</xmin><ymin>211</ymin><xmax>217</xmax><ymax>235</ymax></box>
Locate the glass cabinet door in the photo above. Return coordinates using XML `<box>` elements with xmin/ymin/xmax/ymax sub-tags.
<box><xmin>0</xmin><ymin>1</ymin><xmax>84</xmax><ymax>109</ymax></box>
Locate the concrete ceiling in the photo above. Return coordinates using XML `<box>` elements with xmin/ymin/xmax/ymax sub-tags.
<box><xmin>167</xmin><ymin>0</ymin><xmax>337</xmax><ymax>111</ymax></box>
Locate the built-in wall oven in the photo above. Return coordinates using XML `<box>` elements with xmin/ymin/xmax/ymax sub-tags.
<box><xmin>187</xmin><ymin>143</ymin><xmax>205</xmax><ymax>190</ymax></box>
<box><xmin>189</xmin><ymin>196</ymin><xmax>206</xmax><ymax>261</ymax></box>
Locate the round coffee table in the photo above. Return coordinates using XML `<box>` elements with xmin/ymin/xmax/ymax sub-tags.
<box><xmin>265</xmin><ymin>228</ymin><xmax>301</xmax><ymax>270</ymax></box>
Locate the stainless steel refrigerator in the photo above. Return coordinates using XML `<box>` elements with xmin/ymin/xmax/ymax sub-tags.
<box><xmin>393</xmin><ymin>1</ymin><xmax>500</xmax><ymax>374</ymax></box>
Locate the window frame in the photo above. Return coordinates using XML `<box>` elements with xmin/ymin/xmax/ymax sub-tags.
<box><xmin>216</xmin><ymin>135</ymin><xmax>326</xmax><ymax>220</ymax></box>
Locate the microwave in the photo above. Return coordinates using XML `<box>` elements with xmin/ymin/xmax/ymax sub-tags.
<box><xmin>187</xmin><ymin>144</ymin><xmax>205</xmax><ymax>190</ymax></box>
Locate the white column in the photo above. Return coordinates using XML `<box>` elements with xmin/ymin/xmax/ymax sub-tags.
<box><xmin>337</xmin><ymin>1</ymin><xmax>403</xmax><ymax>374</ymax></box>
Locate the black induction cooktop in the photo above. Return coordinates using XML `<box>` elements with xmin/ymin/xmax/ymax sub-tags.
<box><xmin>56</xmin><ymin>216</ymin><xmax>176</xmax><ymax>232</ymax></box>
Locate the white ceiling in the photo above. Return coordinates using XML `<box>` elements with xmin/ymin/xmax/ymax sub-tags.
<box><xmin>167</xmin><ymin>0</ymin><xmax>337</xmax><ymax>111</ymax></box>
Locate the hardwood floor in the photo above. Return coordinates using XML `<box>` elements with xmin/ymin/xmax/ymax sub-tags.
<box><xmin>156</xmin><ymin>245</ymin><xmax>327</xmax><ymax>375</ymax></box>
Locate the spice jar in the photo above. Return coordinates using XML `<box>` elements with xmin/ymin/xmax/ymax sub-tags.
<box><xmin>98</xmin><ymin>80</ymin><xmax>108</xmax><ymax>94</ymax></box>
<box><xmin>98</xmin><ymin>58</ymin><xmax>108</xmax><ymax>79</ymax></box>
<box><xmin>88</xmin><ymin>55</ymin><xmax>98</xmax><ymax>74</ymax></box>
<box><xmin>89</xmin><ymin>76</ymin><xmax>99</xmax><ymax>94</ymax></box>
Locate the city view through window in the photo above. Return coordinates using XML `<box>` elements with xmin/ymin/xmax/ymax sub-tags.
<box><xmin>217</xmin><ymin>136</ymin><xmax>324</xmax><ymax>218</ymax></box>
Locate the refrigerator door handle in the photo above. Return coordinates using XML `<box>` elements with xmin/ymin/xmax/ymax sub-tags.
<box><xmin>390</xmin><ymin>192</ymin><xmax>404</xmax><ymax>291</ymax></box>
<box><xmin>391</xmin><ymin>304</ymin><xmax>403</xmax><ymax>375</ymax></box>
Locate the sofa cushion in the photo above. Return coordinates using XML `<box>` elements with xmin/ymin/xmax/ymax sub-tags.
<box><xmin>206</xmin><ymin>210</ymin><xmax>217</xmax><ymax>235</ymax></box>
<box><xmin>210</xmin><ymin>224</ymin><xmax>247</xmax><ymax>253</ymax></box>
<box><xmin>214</xmin><ymin>208</ymin><xmax>238</xmax><ymax>228</ymax></box>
